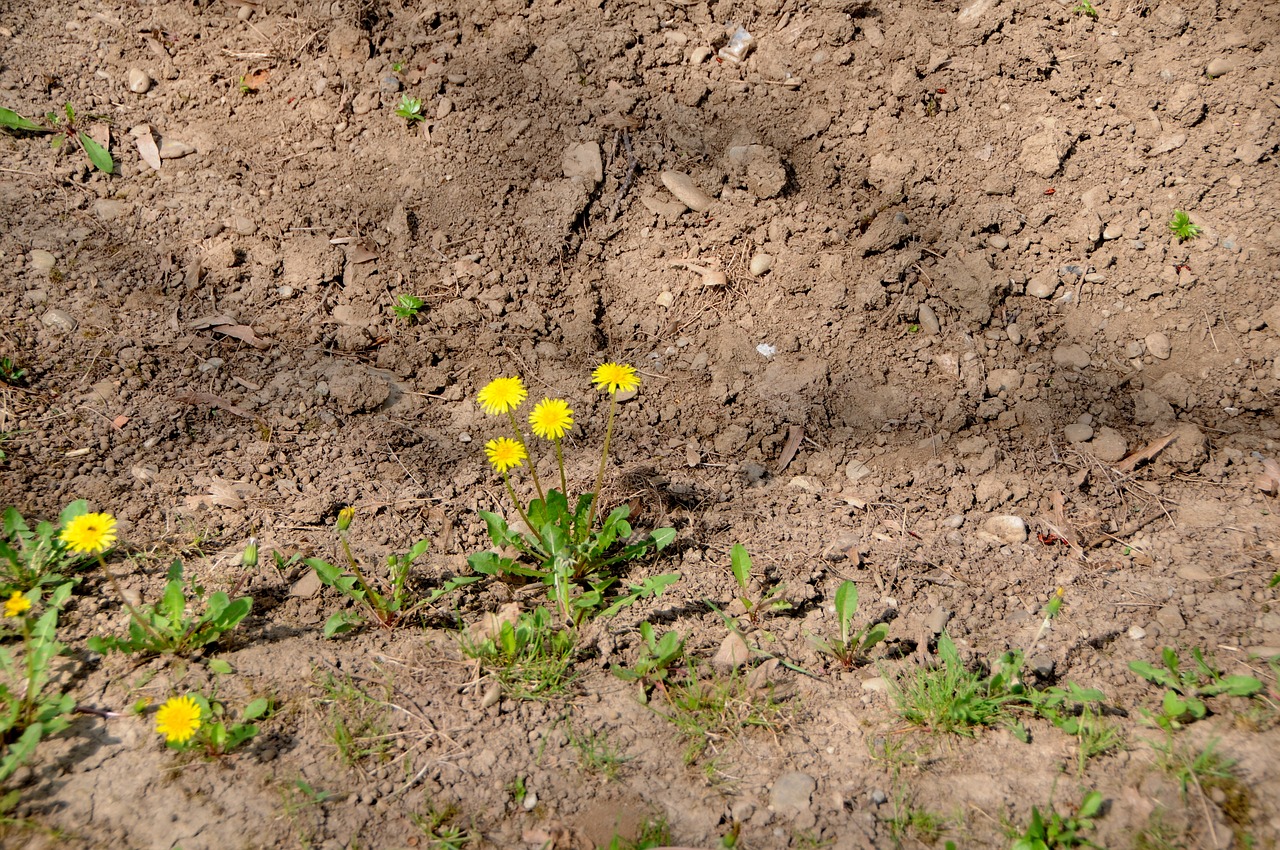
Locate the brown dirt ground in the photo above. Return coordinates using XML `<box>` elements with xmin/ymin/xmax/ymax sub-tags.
<box><xmin>2</xmin><ymin>0</ymin><xmax>1279</xmax><ymax>847</ymax></box>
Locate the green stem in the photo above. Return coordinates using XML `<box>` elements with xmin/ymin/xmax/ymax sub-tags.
<box><xmin>554</xmin><ymin>437</ymin><xmax>568</xmax><ymax>497</ymax></box>
<box><xmin>585</xmin><ymin>393</ymin><xmax>619</xmax><ymax>531</ymax></box>
<box><xmin>502</xmin><ymin>472</ymin><xmax>546</xmax><ymax>550</ymax></box>
<box><xmin>506</xmin><ymin>409</ymin><xmax>545</xmax><ymax>505</ymax></box>
<box><xmin>340</xmin><ymin>534</ymin><xmax>387</xmax><ymax>620</ymax></box>
<box><xmin>96</xmin><ymin>554</ymin><xmax>169</xmax><ymax>648</ymax></box>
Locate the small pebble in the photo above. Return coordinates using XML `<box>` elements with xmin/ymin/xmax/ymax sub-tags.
<box><xmin>982</xmin><ymin>515</ymin><xmax>1028</xmax><ymax>544</ymax></box>
<box><xmin>1205</xmin><ymin>56</ymin><xmax>1234</xmax><ymax>77</ymax></box>
<box><xmin>41</xmin><ymin>308</ymin><xmax>77</xmax><ymax>331</ymax></box>
<box><xmin>1090</xmin><ymin>427</ymin><xmax>1128</xmax><ymax>462</ymax></box>
<box><xmin>436</xmin><ymin>97</ymin><xmax>453</xmax><ymax>119</ymax></box>
<box><xmin>29</xmin><ymin>250</ymin><xmax>56</xmax><ymax>272</ymax></box>
<box><xmin>987</xmin><ymin>234</ymin><xmax>1009</xmax><ymax>250</ymax></box>
<box><xmin>1127</xmin><ymin>625</ymin><xmax>1146</xmax><ymax>640</ymax></box>
<box><xmin>1145</xmin><ymin>331</ymin><xmax>1171</xmax><ymax>360</ymax></box>
<box><xmin>660</xmin><ymin>170</ymin><xmax>714</xmax><ymax>212</ymax></box>
<box><xmin>917</xmin><ymin>303</ymin><xmax>940</xmax><ymax>335</ymax></box>
<box><xmin>1064</xmin><ymin>423</ymin><xmax>1094</xmax><ymax>443</ymax></box>
<box><xmin>749</xmin><ymin>253</ymin><xmax>774</xmax><ymax>276</ymax></box>
<box><xmin>1027</xmin><ymin>272</ymin><xmax>1057</xmax><ymax>298</ymax></box>
<box><xmin>1006</xmin><ymin>323</ymin><xmax>1023</xmax><ymax>345</ymax></box>
<box><xmin>127</xmin><ymin>68</ymin><xmax>152</xmax><ymax>93</ymax></box>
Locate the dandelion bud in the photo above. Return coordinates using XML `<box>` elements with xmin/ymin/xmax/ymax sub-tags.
<box><xmin>337</xmin><ymin>506</ymin><xmax>355</xmax><ymax>532</ymax></box>
<box><xmin>241</xmin><ymin>537</ymin><xmax>259</xmax><ymax>569</ymax></box>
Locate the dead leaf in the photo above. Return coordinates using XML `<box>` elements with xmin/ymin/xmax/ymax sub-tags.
<box><xmin>132</xmin><ymin>124</ymin><xmax>161</xmax><ymax>170</ymax></box>
<box><xmin>745</xmin><ymin>657</ymin><xmax>780</xmax><ymax>694</ymax></box>
<box><xmin>208</xmin><ymin>478</ymin><xmax>252</xmax><ymax>509</ymax></box>
<box><xmin>188</xmin><ymin>314</ymin><xmax>271</xmax><ymax>349</ymax></box>
<box><xmin>213</xmin><ymin>323</ymin><xmax>271</xmax><ymax>349</ymax></box>
<box><xmin>469</xmin><ymin>602</ymin><xmax>521</xmax><ymax>643</ymax></box>
<box><xmin>775</xmin><ymin>424</ymin><xmax>803</xmax><ymax>473</ymax></box>
<box><xmin>347</xmin><ymin>239</ymin><xmax>379</xmax><ymax>264</ymax></box>
<box><xmin>240</xmin><ymin>67</ymin><xmax>271</xmax><ymax>92</ymax></box>
<box><xmin>1113</xmin><ymin>432</ymin><xmax>1176</xmax><ymax>474</ymax></box>
<box><xmin>111</xmin><ymin>414</ymin><xmax>130</xmax><ymax>430</ymax></box>
<box><xmin>87</xmin><ymin>122</ymin><xmax>110</xmax><ymax>151</ymax></box>
<box><xmin>174</xmin><ymin>391</ymin><xmax>254</xmax><ymax>419</ymax></box>
<box><xmin>1258</xmin><ymin>457</ymin><xmax>1280</xmax><ymax>497</ymax></box>
<box><xmin>712</xmin><ymin>630</ymin><xmax>750</xmax><ymax>672</ymax></box>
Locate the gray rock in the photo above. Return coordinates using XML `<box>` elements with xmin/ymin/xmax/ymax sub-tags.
<box><xmin>41</xmin><ymin>308</ymin><xmax>77</xmax><ymax>331</ymax></box>
<box><xmin>869</xmin><ymin>789</ymin><xmax>888</xmax><ymax>806</ymax></box>
<box><xmin>1090</xmin><ymin>427</ymin><xmax>1128</xmax><ymax>462</ymax></box>
<box><xmin>1052</xmin><ymin>344</ymin><xmax>1091</xmax><ymax>369</ymax></box>
<box><xmin>1006</xmin><ymin>323</ymin><xmax>1023</xmax><ymax>345</ymax></box>
<box><xmin>982</xmin><ymin>515</ymin><xmax>1027</xmax><ymax>544</ymax></box>
<box><xmin>1064</xmin><ymin>423</ymin><xmax>1093</xmax><ymax>443</ymax></box>
<box><xmin>1027</xmin><ymin>271</ymin><xmax>1057</xmax><ymax>298</ymax></box>
<box><xmin>1145</xmin><ymin>332</ymin><xmax>1171</xmax><ymax>360</ymax></box>
<box><xmin>770</xmin><ymin>772</ymin><xmax>816</xmax><ymax>816</ymax></box>
<box><xmin>29</xmin><ymin>250</ymin><xmax>56</xmax><ymax>272</ymax></box>
<box><xmin>918</xmin><ymin>303</ymin><xmax>940</xmax><ymax>335</ymax></box>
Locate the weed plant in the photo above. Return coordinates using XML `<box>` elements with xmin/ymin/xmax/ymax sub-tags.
<box><xmin>306</xmin><ymin>508</ymin><xmax>480</xmax><ymax>637</ymax></box>
<box><xmin>468</xmin><ymin>367</ymin><xmax>677</xmax><ymax>625</ymax></box>
<box><xmin>1129</xmin><ymin>646</ymin><xmax>1262</xmax><ymax>729</ymax></box>
<box><xmin>0</xmin><ymin>583</ymin><xmax>74</xmax><ymax>785</ymax></box>
<box><xmin>459</xmin><ymin>606</ymin><xmax>577</xmax><ymax>699</ymax></box>
<box><xmin>0</xmin><ymin>104</ymin><xmax>113</xmax><ymax>172</ymax></box>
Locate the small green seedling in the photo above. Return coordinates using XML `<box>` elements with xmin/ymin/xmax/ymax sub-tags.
<box><xmin>1072</xmin><ymin>0</ymin><xmax>1098</xmax><ymax>18</ymax></box>
<box><xmin>87</xmin><ymin>559</ymin><xmax>253</xmax><ymax>656</ymax></box>
<box><xmin>728</xmin><ymin>544</ymin><xmax>791</xmax><ymax>624</ymax></box>
<box><xmin>0</xmin><ymin>104</ymin><xmax>113</xmax><ymax>173</ymax></box>
<box><xmin>1129</xmin><ymin>646</ymin><xmax>1262</xmax><ymax>729</ymax></box>
<box><xmin>395</xmin><ymin>95</ymin><xmax>426</xmax><ymax>125</ymax></box>
<box><xmin>611</xmin><ymin>621</ymin><xmax>685</xmax><ymax>699</ymax></box>
<box><xmin>1168</xmin><ymin>210</ymin><xmax>1202</xmax><ymax>242</ymax></box>
<box><xmin>308</xmin><ymin>508</ymin><xmax>480</xmax><ymax>637</ymax></box>
<box><xmin>392</xmin><ymin>294</ymin><xmax>424</xmax><ymax>322</ymax></box>
<box><xmin>1010</xmin><ymin>791</ymin><xmax>1104</xmax><ymax>850</ymax></box>
<box><xmin>460</xmin><ymin>606</ymin><xmax>577</xmax><ymax>699</ymax></box>
<box><xmin>0</xmin><ymin>358</ymin><xmax>26</xmax><ymax>387</ymax></box>
<box><xmin>809</xmin><ymin>580</ymin><xmax>889</xmax><ymax>669</ymax></box>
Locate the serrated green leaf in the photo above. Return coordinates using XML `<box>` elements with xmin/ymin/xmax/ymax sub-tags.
<box><xmin>242</xmin><ymin>698</ymin><xmax>271</xmax><ymax>721</ymax></box>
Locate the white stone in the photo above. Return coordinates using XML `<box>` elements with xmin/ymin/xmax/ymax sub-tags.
<box><xmin>1145</xmin><ymin>331</ymin><xmax>1171</xmax><ymax>360</ymax></box>
<box><xmin>981</xmin><ymin>515</ymin><xmax>1028</xmax><ymax>544</ymax></box>
<box><xmin>660</xmin><ymin>170</ymin><xmax>714</xmax><ymax>212</ymax></box>
<box><xmin>127</xmin><ymin>68</ymin><xmax>152</xmax><ymax>93</ymax></box>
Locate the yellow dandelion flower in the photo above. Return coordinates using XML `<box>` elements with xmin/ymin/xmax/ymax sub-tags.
<box><xmin>592</xmin><ymin>362</ymin><xmax>639</xmax><ymax>395</ymax></box>
<box><xmin>59</xmin><ymin>512</ymin><xmax>118</xmax><ymax>555</ymax></box>
<box><xmin>529</xmin><ymin>398</ymin><xmax>574</xmax><ymax>441</ymax></box>
<box><xmin>476</xmin><ymin>376</ymin><xmax>528</xmax><ymax>415</ymax></box>
<box><xmin>484</xmin><ymin>437</ymin><xmax>527</xmax><ymax>474</ymax></box>
<box><xmin>3</xmin><ymin>591</ymin><xmax>31</xmax><ymax>618</ymax></box>
<box><xmin>155</xmin><ymin>695</ymin><xmax>202</xmax><ymax>745</ymax></box>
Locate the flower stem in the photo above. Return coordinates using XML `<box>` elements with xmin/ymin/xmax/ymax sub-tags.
<box><xmin>502</xmin><ymin>472</ymin><xmax>544</xmax><ymax>548</ymax></box>
<box><xmin>506</xmin><ymin>409</ymin><xmax>546</xmax><ymax>505</ymax></box>
<box><xmin>554</xmin><ymin>438</ymin><xmax>568</xmax><ymax>496</ymax></box>
<box><xmin>586</xmin><ymin>393</ymin><xmax>619</xmax><ymax>530</ymax></box>
<box><xmin>96</xmin><ymin>554</ymin><xmax>169</xmax><ymax>648</ymax></box>
<box><xmin>339</xmin><ymin>534</ymin><xmax>387</xmax><ymax>621</ymax></box>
